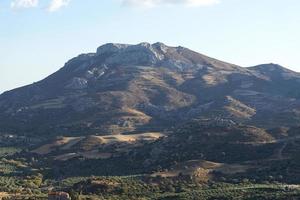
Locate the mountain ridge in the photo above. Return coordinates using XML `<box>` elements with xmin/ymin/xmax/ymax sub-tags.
<box><xmin>1</xmin><ymin>42</ymin><xmax>300</xmax><ymax>199</ymax></box>
<box><xmin>1</xmin><ymin>42</ymin><xmax>300</xmax><ymax>136</ymax></box>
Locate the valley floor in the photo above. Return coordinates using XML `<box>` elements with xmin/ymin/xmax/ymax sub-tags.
<box><xmin>1</xmin><ymin>182</ymin><xmax>300</xmax><ymax>200</ymax></box>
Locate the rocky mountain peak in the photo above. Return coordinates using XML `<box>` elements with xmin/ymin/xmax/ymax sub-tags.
<box><xmin>96</xmin><ymin>42</ymin><xmax>168</xmax><ymax>56</ymax></box>
<box><xmin>1</xmin><ymin>42</ymin><xmax>300</xmax><ymax>136</ymax></box>
<box><xmin>66</xmin><ymin>42</ymin><xmax>240</xmax><ymax>74</ymax></box>
<box><xmin>94</xmin><ymin>42</ymin><xmax>171</xmax><ymax>67</ymax></box>
<box><xmin>96</xmin><ymin>43</ymin><xmax>130</xmax><ymax>55</ymax></box>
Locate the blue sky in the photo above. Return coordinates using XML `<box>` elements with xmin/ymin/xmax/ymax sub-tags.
<box><xmin>1</xmin><ymin>0</ymin><xmax>300</xmax><ymax>93</ymax></box>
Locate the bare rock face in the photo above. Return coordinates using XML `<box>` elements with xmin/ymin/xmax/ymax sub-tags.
<box><xmin>65</xmin><ymin>77</ymin><xmax>88</xmax><ymax>90</ymax></box>
<box><xmin>0</xmin><ymin>42</ymin><xmax>300</xmax><ymax>136</ymax></box>
<box><xmin>96</xmin><ymin>43</ymin><xmax>130</xmax><ymax>55</ymax></box>
<box><xmin>96</xmin><ymin>42</ymin><xmax>165</xmax><ymax>67</ymax></box>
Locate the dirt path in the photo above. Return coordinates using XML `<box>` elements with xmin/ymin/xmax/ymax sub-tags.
<box><xmin>269</xmin><ymin>135</ymin><xmax>300</xmax><ymax>160</ymax></box>
<box><xmin>244</xmin><ymin>135</ymin><xmax>300</xmax><ymax>145</ymax></box>
<box><xmin>246</xmin><ymin>135</ymin><xmax>300</xmax><ymax>160</ymax></box>
<box><xmin>273</xmin><ymin>142</ymin><xmax>288</xmax><ymax>160</ymax></box>
<box><xmin>0</xmin><ymin>192</ymin><xmax>9</xmax><ymax>200</ymax></box>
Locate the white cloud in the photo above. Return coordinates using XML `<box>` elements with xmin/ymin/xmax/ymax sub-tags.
<box><xmin>11</xmin><ymin>0</ymin><xmax>38</xmax><ymax>9</ymax></box>
<box><xmin>9</xmin><ymin>0</ymin><xmax>218</xmax><ymax>12</ymax></box>
<box><xmin>122</xmin><ymin>0</ymin><xmax>220</xmax><ymax>7</ymax></box>
<box><xmin>47</xmin><ymin>0</ymin><xmax>71</xmax><ymax>12</ymax></box>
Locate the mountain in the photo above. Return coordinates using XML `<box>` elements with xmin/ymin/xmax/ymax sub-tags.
<box><xmin>0</xmin><ymin>42</ymin><xmax>300</xmax><ymax>137</ymax></box>
<box><xmin>1</xmin><ymin>42</ymin><xmax>300</xmax><ymax>199</ymax></box>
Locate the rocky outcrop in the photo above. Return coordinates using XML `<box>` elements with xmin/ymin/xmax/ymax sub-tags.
<box><xmin>0</xmin><ymin>42</ymin><xmax>300</xmax><ymax>136</ymax></box>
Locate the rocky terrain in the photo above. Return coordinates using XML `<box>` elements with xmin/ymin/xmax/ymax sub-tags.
<box><xmin>0</xmin><ymin>42</ymin><xmax>300</xmax><ymax>137</ymax></box>
<box><xmin>1</xmin><ymin>42</ymin><xmax>300</xmax><ymax>199</ymax></box>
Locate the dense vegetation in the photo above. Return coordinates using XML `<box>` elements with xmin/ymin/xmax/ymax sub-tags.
<box><xmin>0</xmin><ymin>121</ymin><xmax>300</xmax><ymax>199</ymax></box>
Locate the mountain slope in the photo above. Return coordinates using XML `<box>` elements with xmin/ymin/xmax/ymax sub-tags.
<box><xmin>1</xmin><ymin>42</ymin><xmax>300</xmax><ymax>136</ymax></box>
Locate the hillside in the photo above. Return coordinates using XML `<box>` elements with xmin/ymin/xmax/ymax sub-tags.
<box><xmin>1</xmin><ymin>43</ymin><xmax>300</xmax><ymax>199</ymax></box>
<box><xmin>1</xmin><ymin>43</ymin><xmax>300</xmax><ymax>137</ymax></box>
